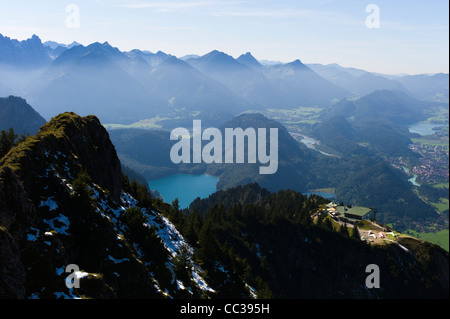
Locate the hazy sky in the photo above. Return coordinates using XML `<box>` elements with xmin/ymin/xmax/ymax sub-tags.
<box><xmin>0</xmin><ymin>0</ymin><xmax>448</xmax><ymax>74</ymax></box>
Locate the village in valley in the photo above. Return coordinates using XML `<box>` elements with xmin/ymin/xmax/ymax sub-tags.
<box><xmin>388</xmin><ymin>141</ymin><xmax>449</xmax><ymax>186</ymax></box>
<box><xmin>387</xmin><ymin>123</ymin><xmax>449</xmax><ymax>186</ymax></box>
<box><xmin>407</xmin><ymin>142</ymin><xmax>449</xmax><ymax>183</ymax></box>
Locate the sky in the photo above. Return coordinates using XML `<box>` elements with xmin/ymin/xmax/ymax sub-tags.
<box><xmin>0</xmin><ymin>0</ymin><xmax>448</xmax><ymax>75</ymax></box>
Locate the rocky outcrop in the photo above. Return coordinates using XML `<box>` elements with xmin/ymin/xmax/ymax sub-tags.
<box><xmin>0</xmin><ymin>112</ymin><xmax>213</xmax><ymax>299</ymax></box>
<box><xmin>0</xmin><ymin>112</ymin><xmax>122</xmax><ymax>201</ymax></box>
<box><xmin>0</xmin><ymin>166</ymin><xmax>34</xmax><ymax>299</ymax></box>
<box><xmin>0</xmin><ymin>112</ymin><xmax>123</xmax><ymax>298</ymax></box>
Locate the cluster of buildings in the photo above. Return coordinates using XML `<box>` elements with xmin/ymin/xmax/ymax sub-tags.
<box><xmin>408</xmin><ymin>143</ymin><xmax>449</xmax><ymax>183</ymax></box>
<box><xmin>387</xmin><ymin>142</ymin><xmax>448</xmax><ymax>186</ymax></box>
<box><xmin>324</xmin><ymin>202</ymin><xmax>407</xmax><ymax>247</ymax></box>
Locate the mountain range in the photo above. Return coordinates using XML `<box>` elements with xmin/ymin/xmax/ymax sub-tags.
<box><xmin>308</xmin><ymin>63</ymin><xmax>449</xmax><ymax>102</ymax></box>
<box><xmin>1</xmin><ymin>32</ymin><xmax>447</xmax><ymax>231</ymax></box>
<box><xmin>1</xmin><ymin>33</ymin><xmax>448</xmax><ymax>124</ymax></box>
<box><xmin>0</xmin><ymin>32</ymin><xmax>448</xmax><ymax>300</ymax></box>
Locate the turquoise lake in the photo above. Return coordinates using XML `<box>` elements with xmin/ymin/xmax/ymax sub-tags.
<box><xmin>148</xmin><ymin>174</ymin><xmax>219</xmax><ymax>209</ymax></box>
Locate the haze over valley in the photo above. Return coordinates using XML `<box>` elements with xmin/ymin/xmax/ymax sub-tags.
<box><xmin>1</xmin><ymin>32</ymin><xmax>448</xmax><ymax>233</ymax></box>
<box><xmin>0</xmin><ymin>1</ymin><xmax>448</xmax><ymax>301</ymax></box>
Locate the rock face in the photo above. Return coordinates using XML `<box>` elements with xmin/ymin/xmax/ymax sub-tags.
<box><xmin>0</xmin><ymin>112</ymin><xmax>214</xmax><ymax>299</ymax></box>
<box><xmin>0</xmin><ymin>218</ymin><xmax>26</xmax><ymax>298</ymax></box>
<box><xmin>0</xmin><ymin>33</ymin><xmax>51</xmax><ymax>68</ymax></box>
<box><xmin>0</xmin><ymin>165</ymin><xmax>36</xmax><ymax>298</ymax></box>
<box><xmin>1</xmin><ymin>112</ymin><xmax>122</xmax><ymax>201</ymax></box>
<box><xmin>0</xmin><ymin>113</ymin><xmax>120</xmax><ymax>298</ymax></box>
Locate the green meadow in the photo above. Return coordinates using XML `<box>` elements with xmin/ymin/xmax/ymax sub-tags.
<box><xmin>406</xmin><ymin>229</ymin><xmax>449</xmax><ymax>252</ymax></box>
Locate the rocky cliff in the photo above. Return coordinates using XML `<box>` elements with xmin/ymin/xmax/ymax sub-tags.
<box><xmin>0</xmin><ymin>112</ymin><xmax>212</xmax><ymax>299</ymax></box>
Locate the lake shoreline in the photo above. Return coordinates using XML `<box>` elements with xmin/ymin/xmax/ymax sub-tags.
<box><xmin>408</xmin><ymin>122</ymin><xmax>447</xmax><ymax>136</ymax></box>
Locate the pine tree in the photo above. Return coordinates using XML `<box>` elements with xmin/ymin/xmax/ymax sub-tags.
<box><xmin>173</xmin><ymin>244</ymin><xmax>192</xmax><ymax>285</ymax></box>
<box><xmin>72</xmin><ymin>168</ymin><xmax>93</xmax><ymax>199</ymax></box>
<box><xmin>339</xmin><ymin>223</ymin><xmax>349</xmax><ymax>237</ymax></box>
<box><xmin>171</xmin><ymin>198</ymin><xmax>186</xmax><ymax>229</ymax></box>
<box><xmin>183</xmin><ymin>209</ymin><xmax>202</xmax><ymax>245</ymax></box>
<box><xmin>351</xmin><ymin>224</ymin><xmax>360</xmax><ymax>240</ymax></box>
<box><xmin>0</xmin><ymin>127</ymin><xmax>18</xmax><ymax>158</ymax></box>
<box><xmin>198</xmin><ymin>218</ymin><xmax>219</xmax><ymax>261</ymax></box>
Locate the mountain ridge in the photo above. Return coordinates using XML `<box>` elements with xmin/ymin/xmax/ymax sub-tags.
<box><xmin>0</xmin><ymin>112</ymin><xmax>216</xmax><ymax>298</ymax></box>
<box><xmin>237</xmin><ymin>52</ymin><xmax>262</xmax><ymax>69</ymax></box>
<box><xmin>1</xmin><ymin>33</ymin><xmax>447</xmax><ymax>124</ymax></box>
<box><xmin>0</xmin><ymin>111</ymin><xmax>448</xmax><ymax>299</ymax></box>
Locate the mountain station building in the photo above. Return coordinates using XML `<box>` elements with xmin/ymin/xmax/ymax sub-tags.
<box><xmin>326</xmin><ymin>202</ymin><xmax>375</xmax><ymax>224</ymax></box>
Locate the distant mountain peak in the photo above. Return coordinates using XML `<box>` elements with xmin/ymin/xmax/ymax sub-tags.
<box><xmin>203</xmin><ymin>50</ymin><xmax>231</xmax><ymax>60</ymax></box>
<box><xmin>155</xmin><ymin>50</ymin><xmax>169</xmax><ymax>57</ymax></box>
<box><xmin>88</xmin><ymin>41</ymin><xmax>108</xmax><ymax>49</ymax></box>
<box><xmin>82</xmin><ymin>41</ymin><xmax>122</xmax><ymax>58</ymax></box>
<box><xmin>286</xmin><ymin>59</ymin><xmax>306</xmax><ymax>68</ymax></box>
<box><xmin>196</xmin><ymin>50</ymin><xmax>242</xmax><ymax>67</ymax></box>
<box><xmin>237</xmin><ymin>52</ymin><xmax>261</xmax><ymax>68</ymax></box>
<box><xmin>0</xmin><ymin>33</ymin><xmax>50</xmax><ymax>67</ymax></box>
<box><xmin>30</xmin><ymin>34</ymin><xmax>41</xmax><ymax>41</ymax></box>
<box><xmin>208</xmin><ymin>49</ymin><xmax>222</xmax><ymax>55</ymax></box>
<box><xmin>68</xmin><ymin>41</ymin><xmax>81</xmax><ymax>48</ymax></box>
